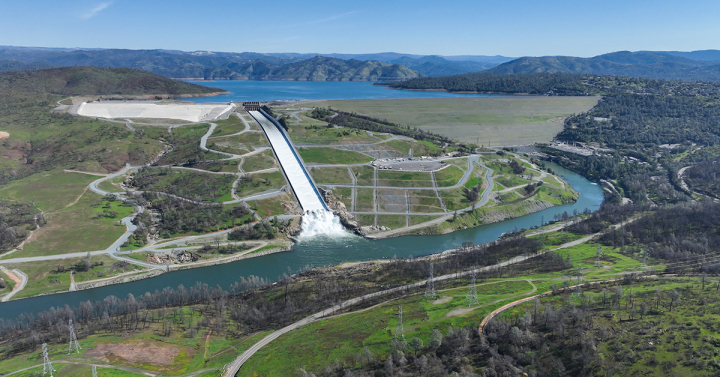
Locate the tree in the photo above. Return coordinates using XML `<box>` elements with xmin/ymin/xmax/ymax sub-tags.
<box><xmin>668</xmin><ymin>289</ymin><xmax>681</xmax><ymax>312</ymax></box>
<box><xmin>409</xmin><ymin>337</ymin><xmax>423</xmax><ymax>357</ymax></box>
<box><xmin>429</xmin><ymin>329</ymin><xmax>443</xmax><ymax>349</ymax></box>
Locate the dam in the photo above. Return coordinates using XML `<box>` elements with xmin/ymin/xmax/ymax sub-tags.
<box><xmin>248</xmin><ymin>110</ymin><xmax>328</xmax><ymax>213</ymax></box>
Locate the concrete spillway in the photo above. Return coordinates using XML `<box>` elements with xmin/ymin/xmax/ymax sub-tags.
<box><xmin>249</xmin><ymin>110</ymin><xmax>328</xmax><ymax>212</ymax></box>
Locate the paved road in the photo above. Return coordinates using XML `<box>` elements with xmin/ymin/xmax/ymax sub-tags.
<box><xmin>221</xmin><ymin>248</ymin><xmax>545</xmax><ymax>376</ymax></box>
<box><xmin>223</xmin><ymin>214</ymin><xmax>637</xmax><ymax>375</ymax></box>
<box><xmin>0</xmin><ymin>268</ymin><xmax>27</xmax><ymax>302</ymax></box>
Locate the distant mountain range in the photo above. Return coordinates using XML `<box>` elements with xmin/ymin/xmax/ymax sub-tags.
<box><xmin>487</xmin><ymin>51</ymin><xmax>720</xmax><ymax>81</ymax></box>
<box><xmin>0</xmin><ymin>46</ymin><xmax>512</xmax><ymax>80</ymax></box>
<box><xmin>4</xmin><ymin>46</ymin><xmax>720</xmax><ymax>82</ymax></box>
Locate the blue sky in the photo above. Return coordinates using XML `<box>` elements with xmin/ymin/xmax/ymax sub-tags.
<box><xmin>1</xmin><ymin>0</ymin><xmax>718</xmax><ymax>57</ymax></box>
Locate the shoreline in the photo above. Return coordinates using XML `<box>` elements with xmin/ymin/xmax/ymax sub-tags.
<box><xmin>2</xmin><ymin>244</ymin><xmax>291</xmax><ymax>302</ymax></box>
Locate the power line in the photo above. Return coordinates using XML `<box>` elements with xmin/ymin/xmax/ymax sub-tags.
<box><xmin>42</xmin><ymin>343</ymin><xmax>55</xmax><ymax>377</ymax></box>
<box><xmin>68</xmin><ymin>319</ymin><xmax>81</xmax><ymax>354</ymax></box>
<box><xmin>465</xmin><ymin>265</ymin><xmax>479</xmax><ymax>307</ymax></box>
<box><xmin>425</xmin><ymin>263</ymin><xmax>436</xmax><ymax>300</ymax></box>
<box><xmin>394</xmin><ymin>305</ymin><xmax>405</xmax><ymax>341</ymax></box>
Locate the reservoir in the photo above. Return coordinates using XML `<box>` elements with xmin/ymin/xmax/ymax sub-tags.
<box><xmin>0</xmin><ymin>162</ymin><xmax>602</xmax><ymax>320</ymax></box>
<box><xmin>181</xmin><ymin>80</ymin><xmax>505</xmax><ymax>102</ymax></box>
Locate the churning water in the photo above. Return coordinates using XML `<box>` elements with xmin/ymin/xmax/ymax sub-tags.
<box><xmin>298</xmin><ymin>210</ymin><xmax>351</xmax><ymax>239</ymax></box>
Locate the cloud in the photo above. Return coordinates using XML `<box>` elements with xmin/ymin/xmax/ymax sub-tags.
<box><xmin>79</xmin><ymin>2</ymin><xmax>112</xmax><ymax>19</ymax></box>
<box><xmin>294</xmin><ymin>10</ymin><xmax>360</xmax><ymax>27</ymax></box>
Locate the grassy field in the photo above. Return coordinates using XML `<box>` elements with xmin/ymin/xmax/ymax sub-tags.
<box><xmin>208</xmin><ymin>131</ymin><xmax>268</xmax><ymax>154</ymax></box>
<box><xmin>309</xmin><ymin>166</ymin><xmax>353</xmax><ymax>184</ymax></box>
<box><xmin>355</xmin><ymin>188</ymin><xmax>375</xmax><ymax>212</ymax></box>
<box><xmin>0</xmin><ymin>170</ymin><xmax>97</xmax><ymax>212</ymax></box>
<box><xmin>298</xmin><ymin>147</ymin><xmax>373</xmax><ymax>165</ymax></box>
<box><xmin>249</xmin><ymin>193</ymin><xmax>296</xmax><ymax>217</ymax></box>
<box><xmin>237</xmin><ymin>170</ymin><xmax>287</xmax><ymax>197</ymax></box>
<box><xmin>408</xmin><ymin>189</ymin><xmax>445</xmax><ymax>213</ymax></box>
<box><xmin>351</xmin><ymin>165</ymin><xmax>376</xmax><ymax>186</ymax></box>
<box><xmin>408</xmin><ymin>214</ymin><xmax>442</xmax><ymax>226</ymax></box>
<box><xmin>377</xmin><ymin>171</ymin><xmax>433</xmax><ymax>188</ymax></box>
<box><xmin>5</xmin><ymin>193</ymin><xmax>135</xmax><ymax>258</ymax></box>
<box><xmin>242</xmin><ymin>150</ymin><xmax>277</xmax><ymax>172</ymax></box>
<box><xmin>210</xmin><ymin>113</ymin><xmax>247</xmax><ymax>137</ymax></box>
<box><xmin>306</xmin><ymin>97</ymin><xmax>599</xmax><ymax>146</ymax></box>
<box><xmin>3</xmin><ymin>254</ymin><xmax>142</xmax><ymax>299</ymax></box>
<box><xmin>238</xmin><ymin>278</ymin><xmax>537</xmax><ymax>376</ymax></box>
<box><xmin>279</xmin><ymin>110</ymin><xmax>386</xmax><ymax>145</ymax></box>
<box><xmin>434</xmin><ymin>165</ymin><xmax>465</xmax><ymax>187</ymax></box>
<box><xmin>0</xmin><ymin>306</ymin><xmax>273</xmax><ymax>376</ymax></box>
<box><xmin>377</xmin><ymin>215</ymin><xmax>407</xmax><ymax>229</ymax></box>
<box><xmin>97</xmin><ymin>174</ymin><xmax>126</xmax><ymax>193</ymax></box>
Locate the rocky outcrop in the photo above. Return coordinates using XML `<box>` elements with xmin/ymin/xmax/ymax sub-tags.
<box><xmin>323</xmin><ymin>190</ymin><xmax>359</xmax><ymax>230</ymax></box>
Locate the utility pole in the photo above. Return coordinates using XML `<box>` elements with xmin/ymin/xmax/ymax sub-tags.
<box><xmin>395</xmin><ymin>306</ymin><xmax>405</xmax><ymax>341</ymax></box>
<box><xmin>92</xmin><ymin>365</ymin><xmax>98</xmax><ymax>377</ymax></box>
<box><xmin>42</xmin><ymin>343</ymin><xmax>55</xmax><ymax>377</ymax></box>
<box><xmin>68</xmin><ymin>319</ymin><xmax>81</xmax><ymax>354</ymax></box>
<box><xmin>425</xmin><ymin>263</ymin><xmax>436</xmax><ymax>300</ymax></box>
<box><xmin>465</xmin><ymin>266</ymin><xmax>479</xmax><ymax>307</ymax></box>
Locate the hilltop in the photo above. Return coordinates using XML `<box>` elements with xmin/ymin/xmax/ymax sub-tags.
<box><xmin>0</xmin><ymin>66</ymin><xmax>225</xmax><ymax>96</ymax></box>
<box><xmin>487</xmin><ymin>51</ymin><xmax>720</xmax><ymax>82</ymax></box>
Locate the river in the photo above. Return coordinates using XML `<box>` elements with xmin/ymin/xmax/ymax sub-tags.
<box><xmin>0</xmin><ymin>162</ymin><xmax>602</xmax><ymax>320</ymax></box>
<box><xmin>180</xmin><ymin>80</ymin><xmax>504</xmax><ymax>102</ymax></box>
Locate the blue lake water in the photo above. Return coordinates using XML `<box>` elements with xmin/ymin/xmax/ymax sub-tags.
<box><xmin>180</xmin><ymin>80</ymin><xmax>503</xmax><ymax>102</ymax></box>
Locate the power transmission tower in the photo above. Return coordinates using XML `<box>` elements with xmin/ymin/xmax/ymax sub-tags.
<box><xmin>395</xmin><ymin>306</ymin><xmax>405</xmax><ymax>340</ymax></box>
<box><xmin>424</xmin><ymin>263</ymin><xmax>436</xmax><ymax>300</ymax></box>
<box><xmin>42</xmin><ymin>343</ymin><xmax>55</xmax><ymax>377</ymax></box>
<box><xmin>575</xmin><ymin>266</ymin><xmax>584</xmax><ymax>285</ymax></box>
<box><xmin>92</xmin><ymin>365</ymin><xmax>98</xmax><ymax>377</ymax></box>
<box><xmin>594</xmin><ymin>246</ymin><xmax>603</xmax><ymax>268</ymax></box>
<box><xmin>68</xmin><ymin>319</ymin><xmax>81</xmax><ymax>354</ymax></box>
<box><xmin>465</xmin><ymin>266</ymin><xmax>479</xmax><ymax>307</ymax></box>
<box><xmin>640</xmin><ymin>249</ymin><xmax>648</xmax><ymax>268</ymax></box>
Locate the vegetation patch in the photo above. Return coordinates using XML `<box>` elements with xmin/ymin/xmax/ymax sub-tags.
<box><xmin>306</xmin><ymin>97</ymin><xmax>598</xmax><ymax>145</ymax></box>
<box><xmin>377</xmin><ymin>215</ymin><xmax>407</xmax><ymax>229</ymax></box>
<box><xmin>377</xmin><ymin>170</ymin><xmax>433</xmax><ymax>188</ymax></box>
<box><xmin>0</xmin><ymin>170</ymin><xmax>97</xmax><ymax>212</ymax></box>
<box><xmin>351</xmin><ymin>165</ymin><xmax>376</xmax><ymax>186</ymax></box>
<box><xmin>208</xmin><ymin>132</ymin><xmax>267</xmax><ymax>154</ymax></box>
<box><xmin>408</xmin><ymin>189</ymin><xmax>445</xmax><ymax>213</ymax></box>
<box><xmin>309</xmin><ymin>166</ymin><xmax>353</xmax><ymax>184</ymax></box>
<box><xmin>129</xmin><ymin>167</ymin><xmax>235</xmax><ymax>203</ymax></box>
<box><xmin>355</xmin><ymin>188</ymin><xmax>375</xmax><ymax>212</ymax></box>
<box><xmin>10</xmin><ymin>193</ymin><xmax>134</xmax><ymax>258</ymax></box>
<box><xmin>155</xmin><ymin>124</ymin><xmax>223</xmax><ymax>166</ymax></box>
<box><xmin>298</xmin><ymin>147</ymin><xmax>373</xmax><ymax>165</ymax></box>
<box><xmin>241</xmin><ymin>150</ymin><xmax>277</xmax><ymax>172</ymax></box>
<box><xmin>434</xmin><ymin>165</ymin><xmax>465</xmax><ymax>187</ymax></box>
<box><xmin>249</xmin><ymin>193</ymin><xmax>297</xmax><ymax>218</ymax></box>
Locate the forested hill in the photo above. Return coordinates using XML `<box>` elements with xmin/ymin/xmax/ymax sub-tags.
<box><xmin>387</xmin><ymin>72</ymin><xmax>590</xmax><ymax>94</ymax></box>
<box><xmin>387</xmin><ymin>71</ymin><xmax>720</xmax><ymax>96</ymax></box>
<box><xmin>485</xmin><ymin>51</ymin><xmax>720</xmax><ymax>82</ymax></box>
<box><xmin>0</xmin><ymin>66</ymin><xmax>225</xmax><ymax>96</ymax></box>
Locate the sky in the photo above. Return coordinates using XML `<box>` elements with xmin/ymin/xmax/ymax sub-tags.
<box><xmin>1</xmin><ymin>0</ymin><xmax>719</xmax><ymax>57</ymax></box>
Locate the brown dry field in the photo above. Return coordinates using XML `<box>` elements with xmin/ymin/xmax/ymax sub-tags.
<box><xmin>305</xmin><ymin>96</ymin><xmax>600</xmax><ymax>146</ymax></box>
